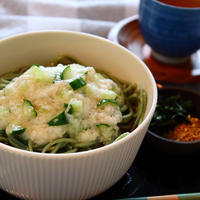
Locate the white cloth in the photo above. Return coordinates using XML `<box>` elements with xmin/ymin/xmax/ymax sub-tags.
<box><xmin>0</xmin><ymin>0</ymin><xmax>139</xmax><ymax>39</ymax></box>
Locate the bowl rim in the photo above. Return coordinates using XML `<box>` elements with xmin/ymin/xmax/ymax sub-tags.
<box><xmin>148</xmin><ymin>85</ymin><xmax>200</xmax><ymax>145</ymax></box>
<box><xmin>0</xmin><ymin>30</ymin><xmax>157</xmax><ymax>158</ymax></box>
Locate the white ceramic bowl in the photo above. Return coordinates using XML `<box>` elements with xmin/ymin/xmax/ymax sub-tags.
<box><xmin>0</xmin><ymin>31</ymin><xmax>157</xmax><ymax>200</ymax></box>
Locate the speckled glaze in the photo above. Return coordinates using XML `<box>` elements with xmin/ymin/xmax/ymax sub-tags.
<box><xmin>139</xmin><ymin>0</ymin><xmax>200</xmax><ymax>61</ymax></box>
<box><xmin>0</xmin><ymin>31</ymin><xmax>157</xmax><ymax>200</ymax></box>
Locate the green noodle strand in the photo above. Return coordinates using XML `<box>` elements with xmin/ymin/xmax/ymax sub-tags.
<box><xmin>0</xmin><ymin>136</ymin><xmax>8</xmax><ymax>143</ymax></box>
<box><xmin>120</xmin><ymin>104</ymin><xmax>128</xmax><ymax>112</ymax></box>
<box><xmin>131</xmin><ymin>88</ymin><xmax>147</xmax><ymax>130</ymax></box>
<box><xmin>65</xmin><ymin>148</ymin><xmax>78</xmax><ymax>153</ymax></box>
<box><xmin>28</xmin><ymin>140</ymin><xmax>33</xmax><ymax>152</ymax></box>
<box><xmin>138</xmin><ymin>89</ymin><xmax>147</xmax><ymax>125</ymax></box>
<box><xmin>8</xmin><ymin>135</ymin><xmax>27</xmax><ymax>150</ymax></box>
<box><xmin>0</xmin><ymin>83</ymin><xmax>7</xmax><ymax>89</ymax></box>
<box><xmin>114</xmin><ymin>132</ymin><xmax>130</xmax><ymax>142</ymax></box>
<box><xmin>0</xmin><ymin>78</ymin><xmax>10</xmax><ymax>84</ymax></box>
<box><xmin>128</xmin><ymin>93</ymin><xmax>139</xmax><ymax>101</ymax></box>
<box><xmin>74</xmin><ymin>141</ymin><xmax>97</xmax><ymax>148</ymax></box>
<box><xmin>122</xmin><ymin>112</ymin><xmax>134</xmax><ymax>123</ymax></box>
<box><xmin>119</xmin><ymin>83</ymin><xmax>147</xmax><ymax>132</ymax></box>
<box><xmin>122</xmin><ymin>84</ymin><xmax>133</xmax><ymax>94</ymax></box>
<box><xmin>42</xmin><ymin>138</ymin><xmax>76</xmax><ymax>153</ymax></box>
<box><xmin>50</xmin><ymin>142</ymin><xmax>67</xmax><ymax>153</ymax></box>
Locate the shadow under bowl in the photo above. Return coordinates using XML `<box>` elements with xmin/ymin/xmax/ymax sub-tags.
<box><xmin>145</xmin><ymin>86</ymin><xmax>200</xmax><ymax>155</ymax></box>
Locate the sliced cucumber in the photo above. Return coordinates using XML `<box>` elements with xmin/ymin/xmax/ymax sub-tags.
<box><xmin>97</xmin><ymin>99</ymin><xmax>118</xmax><ymax>107</ymax></box>
<box><xmin>32</xmin><ymin>64</ymin><xmax>40</xmax><ymax>67</ymax></box>
<box><xmin>94</xmin><ymin>73</ymin><xmax>105</xmax><ymax>81</ymax></box>
<box><xmin>114</xmin><ymin>132</ymin><xmax>130</xmax><ymax>142</ymax></box>
<box><xmin>96</xmin><ymin>123</ymin><xmax>110</xmax><ymax>128</ymax></box>
<box><xmin>96</xmin><ymin>124</ymin><xmax>116</xmax><ymax>144</ymax></box>
<box><xmin>26</xmin><ymin>65</ymin><xmax>56</xmax><ymax>84</ymax></box>
<box><xmin>23</xmin><ymin>99</ymin><xmax>37</xmax><ymax>119</ymax></box>
<box><xmin>0</xmin><ymin>106</ymin><xmax>10</xmax><ymax>118</ymax></box>
<box><xmin>69</xmin><ymin>77</ymin><xmax>86</xmax><ymax>90</ymax></box>
<box><xmin>17</xmin><ymin>80</ymin><xmax>29</xmax><ymax>93</ymax></box>
<box><xmin>59</xmin><ymin>88</ymin><xmax>73</xmax><ymax>101</ymax></box>
<box><xmin>60</xmin><ymin>66</ymin><xmax>71</xmax><ymax>80</ymax></box>
<box><xmin>68</xmin><ymin>104</ymin><xmax>74</xmax><ymax>114</ymax></box>
<box><xmin>64</xmin><ymin>103</ymin><xmax>68</xmax><ymax>108</ymax></box>
<box><xmin>101</xmin><ymin>90</ymin><xmax>117</xmax><ymax>100</ymax></box>
<box><xmin>69</xmin><ymin>99</ymin><xmax>83</xmax><ymax>114</ymax></box>
<box><xmin>6</xmin><ymin>124</ymin><xmax>26</xmax><ymax>135</ymax></box>
<box><xmin>48</xmin><ymin>111</ymin><xmax>69</xmax><ymax>126</ymax></box>
<box><xmin>64</xmin><ymin>103</ymin><xmax>73</xmax><ymax>114</ymax></box>
<box><xmin>85</xmin><ymin>83</ymin><xmax>98</xmax><ymax>96</ymax></box>
<box><xmin>60</xmin><ymin>65</ymin><xmax>87</xmax><ymax>80</ymax></box>
<box><xmin>24</xmin><ymin>99</ymin><xmax>34</xmax><ymax>107</ymax></box>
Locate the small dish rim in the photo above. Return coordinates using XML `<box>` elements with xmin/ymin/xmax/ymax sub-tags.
<box><xmin>147</xmin><ymin>85</ymin><xmax>200</xmax><ymax>145</ymax></box>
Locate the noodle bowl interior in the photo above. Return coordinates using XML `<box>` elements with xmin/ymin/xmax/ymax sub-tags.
<box><xmin>0</xmin><ymin>59</ymin><xmax>146</xmax><ymax>153</ymax></box>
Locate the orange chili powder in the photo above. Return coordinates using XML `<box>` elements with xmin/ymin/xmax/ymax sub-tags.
<box><xmin>163</xmin><ymin>115</ymin><xmax>200</xmax><ymax>142</ymax></box>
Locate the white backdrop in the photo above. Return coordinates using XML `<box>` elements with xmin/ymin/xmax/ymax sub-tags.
<box><xmin>0</xmin><ymin>0</ymin><xmax>139</xmax><ymax>39</ymax></box>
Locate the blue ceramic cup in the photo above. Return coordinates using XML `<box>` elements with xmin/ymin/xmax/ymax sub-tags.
<box><xmin>139</xmin><ymin>0</ymin><xmax>200</xmax><ymax>63</ymax></box>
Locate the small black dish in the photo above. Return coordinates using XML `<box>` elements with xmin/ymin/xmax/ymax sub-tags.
<box><xmin>145</xmin><ymin>86</ymin><xmax>200</xmax><ymax>155</ymax></box>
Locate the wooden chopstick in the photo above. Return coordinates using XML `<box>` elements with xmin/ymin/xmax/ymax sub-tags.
<box><xmin>117</xmin><ymin>192</ymin><xmax>200</xmax><ymax>200</ymax></box>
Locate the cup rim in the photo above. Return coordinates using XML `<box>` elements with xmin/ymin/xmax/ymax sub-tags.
<box><xmin>153</xmin><ymin>0</ymin><xmax>200</xmax><ymax>10</ymax></box>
